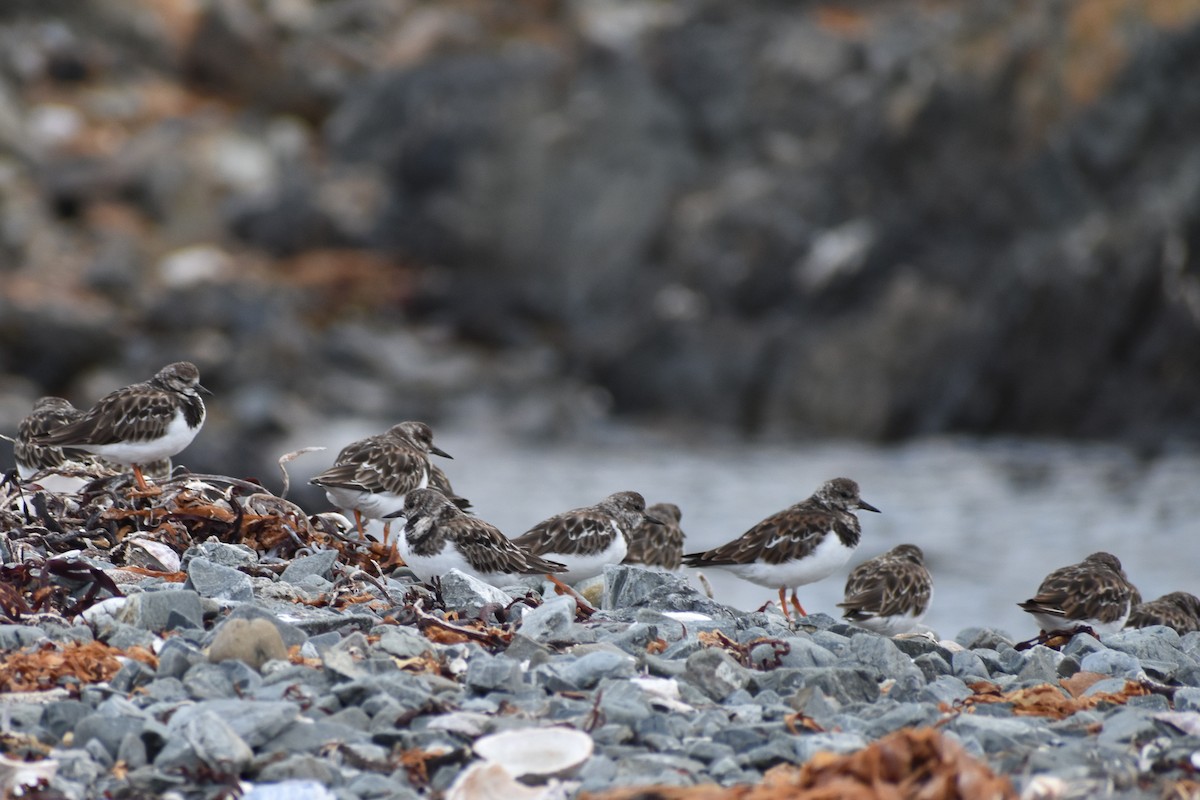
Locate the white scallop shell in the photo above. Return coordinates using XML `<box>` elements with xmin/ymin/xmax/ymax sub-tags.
<box><xmin>471</xmin><ymin>727</ymin><xmax>593</xmax><ymax>779</ymax></box>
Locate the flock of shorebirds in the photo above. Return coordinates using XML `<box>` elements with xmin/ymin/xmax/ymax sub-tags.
<box><xmin>9</xmin><ymin>361</ymin><xmax>1200</xmax><ymax>638</ymax></box>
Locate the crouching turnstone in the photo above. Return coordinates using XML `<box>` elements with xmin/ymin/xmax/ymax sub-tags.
<box><xmin>1018</xmin><ymin>551</ymin><xmax>1137</xmax><ymax>635</ymax></box>
<box><xmin>838</xmin><ymin>544</ymin><xmax>933</xmax><ymax>635</ymax></box>
<box><xmin>386</xmin><ymin>488</ymin><xmax>566</xmax><ymax>587</ymax></box>
<box><xmin>683</xmin><ymin>477</ymin><xmax>880</xmax><ymax>621</ymax></box>
<box><xmin>309</xmin><ymin>421</ymin><xmax>450</xmax><ymax>543</ymax></box>
<box><xmin>623</xmin><ymin>502</ymin><xmax>686</xmax><ymax>571</ymax></box>
<box><xmin>15</xmin><ymin>397</ymin><xmax>103</xmax><ymax>479</ymax></box>
<box><xmin>31</xmin><ymin>362</ymin><xmax>207</xmax><ymax>492</ymax></box>
<box><xmin>1125</xmin><ymin>591</ymin><xmax>1200</xmax><ymax>634</ymax></box>
<box><xmin>511</xmin><ymin>491</ymin><xmax>662</xmax><ymax>586</ymax></box>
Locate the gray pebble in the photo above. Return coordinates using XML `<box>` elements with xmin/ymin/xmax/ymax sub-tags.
<box><xmin>186</xmin><ymin>556</ymin><xmax>255</xmax><ymax>602</ymax></box>
<box><xmin>73</xmin><ymin>713</ymin><xmax>145</xmax><ymax>759</ymax></box>
<box><xmin>465</xmin><ymin>651</ymin><xmax>525</xmax><ymax>693</ymax></box>
<box><xmin>597</xmin><ymin>677</ymin><xmax>654</xmax><ymax>725</ymax></box>
<box><xmin>0</xmin><ymin>624</ymin><xmax>48</xmax><ymax>651</ymax></box>
<box><xmin>518</xmin><ymin>594</ymin><xmax>577</xmax><ymax>643</ymax></box>
<box><xmin>437</xmin><ymin>569</ymin><xmax>513</xmax><ymax>614</ymax></box>
<box><xmin>118</xmin><ymin>589</ymin><xmax>204</xmax><ymax>632</ymax></box>
<box><xmin>182</xmin><ymin>539</ymin><xmax>259</xmax><ymax>570</ymax></box>
<box><xmin>279</xmin><ymin>550</ymin><xmax>339</xmax><ymax>585</ymax></box>
<box><xmin>1080</xmin><ymin>648</ymin><xmax>1143</xmax><ymax>679</ymax></box>
<box><xmin>951</xmin><ymin>649</ymin><xmax>990</xmax><ymax>680</ymax></box>
<box><xmin>1017</xmin><ymin>645</ymin><xmax>1064</xmax><ymax>684</ymax></box>
<box><xmin>683</xmin><ymin>648</ymin><xmax>750</xmax><ymax>701</ymax></box>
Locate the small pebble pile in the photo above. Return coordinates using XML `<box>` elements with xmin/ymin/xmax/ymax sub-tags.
<box><xmin>4</xmin><ymin>482</ymin><xmax>1200</xmax><ymax>799</ymax></box>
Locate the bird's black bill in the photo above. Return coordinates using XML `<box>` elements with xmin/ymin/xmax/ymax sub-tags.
<box><xmin>644</xmin><ymin>513</ymin><xmax>666</xmax><ymax>526</ymax></box>
<box><xmin>430</xmin><ymin>446</ymin><xmax>452</xmax><ymax>459</ymax></box>
<box><xmin>383</xmin><ymin>510</ymin><xmax>406</xmax><ymax>520</ymax></box>
<box><xmin>197</xmin><ymin>382</ymin><xmax>213</xmax><ymax>396</ymax></box>
<box><xmin>858</xmin><ymin>499</ymin><xmax>881</xmax><ymax>513</ymax></box>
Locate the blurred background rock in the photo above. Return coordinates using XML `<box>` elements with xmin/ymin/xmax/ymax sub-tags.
<box><xmin>3</xmin><ymin>1</ymin><xmax>1200</xmax><ymax>534</ymax></box>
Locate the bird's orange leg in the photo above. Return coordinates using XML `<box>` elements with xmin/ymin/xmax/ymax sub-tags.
<box><xmin>382</xmin><ymin>520</ymin><xmax>391</xmax><ymax>547</ymax></box>
<box><xmin>128</xmin><ymin>463</ymin><xmax>162</xmax><ymax>497</ymax></box>
<box><xmin>779</xmin><ymin>586</ymin><xmax>792</xmax><ymax>621</ymax></box>
<box><xmin>790</xmin><ymin>591</ymin><xmax>807</xmax><ymax>618</ymax></box>
<box><xmin>546</xmin><ymin>573</ymin><xmax>596</xmax><ymax>615</ymax></box>
<box><xmin>353</xmin><ymin>510</ymin><xmax>366</xmax><ymax>539</ymax></box>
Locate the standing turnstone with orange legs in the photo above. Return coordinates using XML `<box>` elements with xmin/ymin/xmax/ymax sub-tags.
<box><xmin>32</xmin><ymin>362</ymin><xmax>207</xmax><ymax>492</ymax></box>
<box><xmin>683</xmin><ymin>477</ymin><xmax>880</xmax><ymax>621</ymax></box>
<box><xmin>309</xmin><ymin>420</ymin><xmax>450</xmax><ymax>544</ymax></box>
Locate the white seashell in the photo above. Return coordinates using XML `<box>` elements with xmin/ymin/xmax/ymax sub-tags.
<box><xmin>125</xmin><ymin>537</ymin><xmax>182</xmax><ymax>572</ymax></box>
<box><xmin>471</xmin><ymin>727</ymin><xmax>593</xmax><ymax>779</ymax></box>
<box><xmin>630</xmin><ymin>676</ymin><xmax>693</xmax><ymax>712</ymax></box>
<box><xmin>0</xmin><ymin>753</ymin><xmax>58</xmax><ymax>793</ymax></box>
<box><xmin>446</xmin><ymin>762</ymin><xmax>570</xmax><ymax>800</ymax></box>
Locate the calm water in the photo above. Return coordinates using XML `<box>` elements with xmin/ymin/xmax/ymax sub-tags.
<box><xmin>293</xmin><ymin>426</ymin><xmax>1200</xmax><ymax>639</ymax></box>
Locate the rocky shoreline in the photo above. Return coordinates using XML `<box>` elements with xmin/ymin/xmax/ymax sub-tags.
<box><xmin>2</xmin><ymin>473</ymin><xmax>1200</xmax><ymax>799</ymax></box>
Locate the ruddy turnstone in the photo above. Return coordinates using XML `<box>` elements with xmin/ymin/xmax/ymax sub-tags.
<box><xmin>15</xmin><ymin>397</ymin><xmax>102</xmax><ymax>479</ymax></box>
<box><xmin>511</xmin><ymin>491</ymin><xmax>661</xmax><ymax>585</ymax></box>
<box><xmin>429</xmin><ymin>463</ymin><xmax>472</xmax><ymax>511</ymax></box>
<box><xmin>682</xmin><ymin>477</ymin><xmax>880</xmax><ymax>621</ymax></box>
<box><xmin>1125</xmin><ymin>591</ymin><xmax>1200</xmax><ymax>634</ymax></box>
<box><xmin>623</xmin><ymin>502</ymin><xmax>686</xmax><ymax>571</ymax></box>
<box><xmin>32</xmin><ymin>362</ymin><xmax>207</xmax><ymax>491</ymax></box>
<box><xmin>309</xmin><ymin>420</ymin><xmax>450</xmax><ymax>543</ymax></box>
<box><xmin>386</xmin><ymin>488</ymin><xmax>566</xmax><ymax>587</ymax></box>
<box><xmin>1018</xmin><ymin>551</ymin><xmax>1137</xmax><ymax>635</ymax></box>
<box><xmin>837</xmin><ymin>544</ymin><xmax>932</xmax><ymax>635</ymax></box>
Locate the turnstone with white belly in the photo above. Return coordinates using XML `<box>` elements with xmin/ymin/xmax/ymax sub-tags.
<box><xmin>386</xmin><ymin>488</ymin><xmax>566</xmax><ymax>587</ymax></box>
<box><xmin>32</xmin><ymin>362</ymin><xmax>207</xmax><ymax>492</ymax></box>
<box><xmin>838</xmin><ymin>544</ymin><xmax>933</xmax><ymax>635</ymax></box>
<box><xmin>623</xmin><ymin>502</ymin><xmax>686</xmax><ymax>571</ymax></box>
<box><xmin>309</xmin><ymin>420</ymin><xmax>450</xmax><ymax>543</ymax></box>
<box><xmin>682</xmin><ymin>477</ymin><xmax>880</xmax><ymax>621</ymax></box>
<box><xmin>1018</xmin><ymin>551</ymin><xmax>1137</xmax><ymax>635</ymax></box>
<box><xmin>511</xmin><ymin>491</ymin><xmax>662</xmax><ymax>585</ymax></box>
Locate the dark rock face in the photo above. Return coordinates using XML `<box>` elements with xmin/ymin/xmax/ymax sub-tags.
<box><xmin>2</xmin><ymin>1</ymin><xmax>1200</xmax><ymax>452</ymax></box>
<box><xmin>314</xmin><ymin>4</ymin><xmax>1200</xmax><ymax>442</ymax></box>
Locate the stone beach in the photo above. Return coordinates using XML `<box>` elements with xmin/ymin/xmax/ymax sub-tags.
<box><xmin>3</xmin><ymin>474</ymin><xmax>1200</xmax><ymax>799</ymax></box>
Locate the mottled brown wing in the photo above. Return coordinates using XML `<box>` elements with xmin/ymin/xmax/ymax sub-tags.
<box><xmin>312</xmin><ymin>438</ymin><xmax>428</xmax><ymax>494</ymax></box>
<box><xmin>36</xmin><ymin>385</ymin><xmax>177</xmax><ymax>446</ymax></box>
<box><xmin>1018</xmin><ymin>564</ymin><xmax>1131</xmax><ymax>625</ymax></box>
<box><xmin>624</xmin><ymin>518</ymin><xmax>685</xmax><ymax>570</ymax></box>
<box><xmin>683</xmin><ymin>507</ymin><xmax>844</xmax><ymax>567</ymax></box>
<box><xmin>1127</xmin><ymin>593</ymin><xmax>1200</xmax><ymax>633</ymax></box>
<box><xmin>449</xmin><ymin>517</ymin><xmax>567</xmax><ymax>575</ymax></box>
<box><xmin>511</xmin><ymin>511</ymin><xmax>619</xmax><ymax>557</ymax></box>
<box><xmin>429</xmin><ymin>464</ymin><xmax>472</xmax><ymax>511</ymax></box>
<box><xmin>16</xmin><ymin>404</ymin><xmax>87</xmax><ymax>470</ymax></box>
<box><xmin>839</xmin><ymin>558</ymin><xmax>931</xmax><ymax>618</ymax></box>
